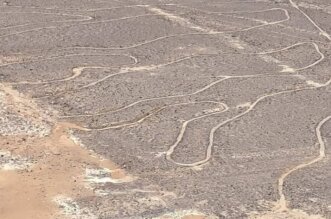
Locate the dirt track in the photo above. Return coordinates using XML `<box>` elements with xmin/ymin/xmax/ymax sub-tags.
<box><xmin>0</xmin><ymin>0</ymin><xmax>331</xmax><ymax>218</ymax></box>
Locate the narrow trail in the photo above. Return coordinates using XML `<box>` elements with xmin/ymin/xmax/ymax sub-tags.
<box><xmin>6</xmin><ymin>40</ymin><xmax>321</xmax><ymax>90</ymax></box>
<box><xmin>59</xmin><ymin>74</ymin><xmax>289</xmax><ymax>118</ymax></box>
<box><xmin>0</xmin><ymin>4</ymin><xmax>291</xmax><ymax>54</ymax></box>
<box><xmin>288</xmin><ymin>0</ymin><xmax>331</xmax><ymax>41</ymax></box>
<box><xmin>8</xmin><ymin>4</ymin><xmax>327</xmax><ymax>169</ymax></box>
<box><xmin>251</xmin><ymin>115</ymin><xmax>331</xmax><ymax>219</ymax></box>
<box><xmin>83</xmin><ymin>101</ymin><xmax>228</xmax><ymax>131</ymax></box>
<box><xmin>0</xmin><ymin>13</ymin><xmax>161</xmax><ymax>39</ymax></box>
<box><xmin>3</xmin><ymin>38</ymin><xmax>320</xmax><ymax>86</ymax></box>
<box><xmin>0</xmin><ymin>53</ymin><xmax>136</xmax><ymax>68</ymax></box>
<box><xmin>146</xmin><ymin>5</ymin><xmax>290</xmax><ymax>41</ymax></box>
<box><xmin>61</xmin><ymin>76</ymin><xmax>230</xmax><ymax>118</ymax></box>
<box><xmin>277</xmin><ymin>115</ymin><xmax>331</xmax><ymax>211</ymax></box>
<box><xmin>170</xmin><ymin>5</ymin><xmax>291</xmax><ymax>31</ymax></box>
<box><xmin>57</xmin><ymin>38</ymin><xmax>325</xmax><ymax>119</ymax></box>
<box><xmin>167</xmin><ymin>76</ymin><xmax>331</xmax><ymax>166</ymax></box>
<box><xmin>7</xmin><ymin>54</ymin><xmax>138</xmax><ymax>85</ymax></box>
<box><xmin>5</xmin><ymin>20</ymin><xmax>323</xmax><ymax>103</ymax></box>
<box><xmin>167</xmin><ymin>4</ymin><xmax>321</xmax><ymax>38</ymax></box>
<box><xmin>1</xmin><ymin>1</ymin><xmax>330</xmax><ymax>218</ymax></box>
<box><xmin>5</xmin><ymin>54</ymin><xmax>137</xmax><ymax>85</ymax></box>
<box><xmin>51</xmin><ymin>37</ymin><xmax>326</xmax><ymax>119</ymax></box>
<box><xmin>0</xmin><ymin>11</ymin><xmax>93</xmax><ymax>29</ymax></box>
<box><xmin>166</xmin><ymin>85</ymin><xmax>309</xmax><ymax>167</ymax></box>
<box><xmin>244</xmin><ymin>42</ymin><xmax>324</xmax><ymax>72</ymax></box>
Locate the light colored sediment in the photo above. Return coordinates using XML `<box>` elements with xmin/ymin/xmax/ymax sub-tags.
<box><xmin>1</xmin><ymin>1</ymin><xmax>330</xmax><ymax>218</ymax></box>
<box><xmin>153</xmin><ymin>210</ymin><xmax>217</xmax><ymax>219</ymax></box>
<box><xmin>0</xmin><ymin>84</ymin><xmax>131</xmax><ymax>219</ymax></box>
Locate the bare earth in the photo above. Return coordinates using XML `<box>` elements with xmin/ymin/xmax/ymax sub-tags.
<box><xmin>0</xmin><ymin>0</ymin><xmax>331</xmax><ymax>218</ymax></box>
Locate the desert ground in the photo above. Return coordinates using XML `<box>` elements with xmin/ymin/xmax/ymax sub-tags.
<box><xmin>0</xmin><ymin>0</ymin><xmax>330</xmax><ymax>218</ymax></box>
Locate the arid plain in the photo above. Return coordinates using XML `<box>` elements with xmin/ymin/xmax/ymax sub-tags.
<box><xmin>0</xmin><ymin>0</ymin><xmax>330</xmax><ymax>218</ymax></box>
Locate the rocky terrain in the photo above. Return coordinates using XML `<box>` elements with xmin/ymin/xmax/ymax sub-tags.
<box><xmin>0</xmin><ymin>0</ymin><xmax>330</xmax><ymax>218</ymax></box>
